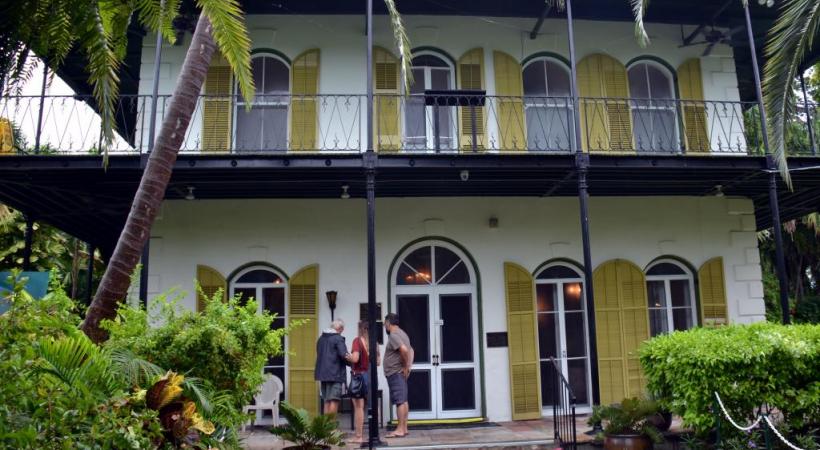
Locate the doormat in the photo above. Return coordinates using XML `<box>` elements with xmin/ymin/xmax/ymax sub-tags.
<box><xmin>387</xmin><ymin>420</ymin><xmax>499</xmax><ymax>431</ymax></box>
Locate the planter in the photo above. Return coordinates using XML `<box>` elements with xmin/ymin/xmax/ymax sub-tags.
<box><xmin>647</xmin><ymin>410</ymin><xmax>673</xmax><ymax>432</ymax></box>
<box><xmin>603</xmin><ymin>434</ymin><xmax>653</xmax><ymax>450</ymax></box>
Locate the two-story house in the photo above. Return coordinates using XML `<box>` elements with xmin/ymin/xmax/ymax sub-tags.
<box><xmin>2</xmin><ymin>0</ymin><xmax>819</xmax><ymax>427</ymax></box>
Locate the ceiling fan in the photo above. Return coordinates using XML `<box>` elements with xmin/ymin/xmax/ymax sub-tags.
<box><xmin>679</xmin><ymin>26</ymin><xmax>744</xmax><ymax>57</ymax></box>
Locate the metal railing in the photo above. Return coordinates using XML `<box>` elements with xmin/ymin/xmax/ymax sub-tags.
<box><xmin>1</xmin><ymin>93</ymin><xmax>818</xmax><ymax>156</ymax></box>
<box><xmin>549</xmin><ymin>357</ymin><xmax>577</xmax><ymax>450</ymax></box>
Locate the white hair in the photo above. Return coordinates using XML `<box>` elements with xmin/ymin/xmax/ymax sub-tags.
<box><xmin>331</xmin><ymin>319</ymin><xmax>345</xmax><ymax>331</ymax></box>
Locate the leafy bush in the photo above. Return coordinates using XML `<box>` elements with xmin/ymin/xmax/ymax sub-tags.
<box><xmin>270</xmin><ymin>402</ymin><xmax>345</xmax><ymax>450</ymax></box>
<box><xmin>639</xmin><ymin>322</ymin><xmax>820</xmax><ymax>436</ymax></box>
<box><xmin>796</xmin><ymin>295</ymin><xmax>820</xmax><ymax>324</ymax></box>
<box><xmin>103</xmin><ymin>287</ymin><xmax>298</xmax><ymax>432</ymax></box>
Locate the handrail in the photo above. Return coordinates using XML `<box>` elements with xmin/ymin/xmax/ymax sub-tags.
<box><xmin>549</xmin><ymin>357</ymin><xmax>577</xmax><ymax>450</ymax></box>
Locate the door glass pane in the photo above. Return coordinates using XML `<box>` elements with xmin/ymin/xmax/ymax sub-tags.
<box><xmin>628</xmin><ymin>64</ymin><xmax>650</xmax><ymax>98</ymax></box>
<box><xmin>669</xmin><ymin>279</ymin><xmax>691</xmax><ymax>307</ymax></box>
<box><xmin>407</xmin><ymin>369</ymin><xmax>432</xmax><ymax>412</ymax></box>
<box><xmin>263</xmin><ymin>57</ymin><xmax>289</xmax><ymax>94</ymax></box>
<box><xmin>563</xmin><ymin>283</ymin><xmax>584</xmax><ymax>311</ymax></box>
<box><xmin>397</xmin><ymin>295</ymin><xmax>430</xmax><ymax>363</ymax></box>
<box><xmin>441</xmin><ymin>369</ymin><xmax>476</xmax><ymax>410</ymax></box>
<box><xmin>567</xmin><ymin>358</ymin><xmax>589</xmax><ymax>404</ymax></box>
<box><xmin>647</xmin><ymin>280</ymin><xmax>667</xmax><ymax>307</ymax></box>
<box><xmin>536</xmin><ymin>283</ymin><xmax>556</xmax><ymax>312</ymax></box>
<box><xmin>545</xmin><ymin>62</ymin><xmax>570</xmax><ymax>97</ymax></box>
<box><xmin>404</xmin><ymin>97</ymin><xmax>426</xmax><ymax>149</ymax></box>
<box><xmin>430</xmin><ymin>70</ymin><xmax>453</xmax><ymax>148</ymax></box>
<box><xmin>523</xmin><ymin>62</ymin><xmax>547</xmax><ymax>96</ymax></box>
<box><xmin>236</xmin><ymin>105</ymin><xmax>287</xmax><ymax>151</ymax></box>
<box><xmin>440</xmin><ymin>294</ymin><xmax>473</xmax><ymax>363</ymax></box>
<box><xmin>264</xmin><ymin>288</ymin><xmax>287</xmax><ymax>366</ymax></box>
<box><xmin>649</xmin><ymin>309</ymin><xmax>668</xmax><ymax>336</ymax></box>
<box><xmin>435</xmin><ymin>246</ymin><xmax>469</xmax><ymax>284</ymax></box>
<box><xmin>537</xmin><ymin>312</ymin><xmax>559</xmax><ymax>359</ymax></box>
<box><xmin>647</xmin><ymin>263</ymin><xmax>686</xmax><ymax>276</ymax></box>
<box><xmin>672</xmin><ymin>308</ymin><xmax>693</xmax><ymax>331</ymax></box>
<box><xmin>564</xmin><ymin>312</ymin><xmax>587</xmax><ymax>358</ymax></box>
<box><xmin>264</xmin><ymin>366</ymin><xmax>286</xmax><ymax>402</ymax></box>
<box><xmin>632</xmin><ymin>108</ymin><xmax>653</xmax><ymax>151</ymax></box>
<box><xmin>652</xmin><ymin>109</ymin><xmax>677</xmax><ymax>150</ymax></box>
<box><xmin>234</xmin><ymin>287</ymin><xmax>257</xmax><ymax>305</ymax></box>
<box><xmin>396</xmin><ymin>247</ymin><xmax>432</xmax><ymax>285</ymax></box>
<box><xmin>237</xmin><ymin>269</ymin><xmax>284</xmax><ymax>284</ymax></box>
<box><xmin>647</xmin><ymin>65</ymin><xmax>673</xmax><ymax>99</ymax></box>
<box><xmin>540</xmin><ymin>360</ymin><xmax>557</xmax><ymax>406</ymax></box>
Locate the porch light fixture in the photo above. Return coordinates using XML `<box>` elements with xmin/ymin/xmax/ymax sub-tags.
<box><xmin>713</xmin><ymin>184</ymin><xmax>725</xmax><ymax>197</ymax></box>
<box><xmin>341</xmin><ymin>185</ymin><xmax>350</xmax><ymax>199</ymax></box>
<box><xmin>488</xmin><ymin>216</ymin><xmax>499</xmax><ymax>229</ymax></box>
<box><xmin>326</xmin><ymin>291</ymin><xmax>338</xmax><ymax>320</ymax></box>
<box><xmin>185</xmin><ymin>186</ymin><xmax>195</xmax><ymax>201</ymax></box>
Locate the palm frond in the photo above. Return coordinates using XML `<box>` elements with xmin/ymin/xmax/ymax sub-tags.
<box><xmin>34</xmin><ymin>334</ymin><xmax>120</xmax><ymax>397</ymax></box>
<box><xmin>763</xmin><ymin>0</ymin><xmax>820</xmax><ymax>188</ymax></box>
<box><xmin>136</xmin><ymin>0</ymin><xmax>183</xmax><ymax>44</ymax></box>
<box><xmin>109</xmin><ymin>347</ymin><xmax>164</xmax><ymax>387</ymax></box>
<box><xmin>197</xmin><ymin>0</ymin><xmax>254</xmax><ymax>104</ymax></box>
<box><xmin>382</xmin><ymin>0</ymin><xmax>414</xmax><ymax>93</ymax></box>
<box><xmin>630</xmin><ymin>0</ymin><xmax>651</xmax><ymax>47</ymax></box>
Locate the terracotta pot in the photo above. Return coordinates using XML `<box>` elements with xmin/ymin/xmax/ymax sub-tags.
<box><xmin>604</xmin><ymin>434</ymin><xmax>653</xmax><ymax>450</ymax></box>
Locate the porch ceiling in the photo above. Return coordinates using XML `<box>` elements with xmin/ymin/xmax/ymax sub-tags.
<box><xmin>0</xmin><ymin>154</ymin><xmax>817</xmax><ymax>252</ymax></box>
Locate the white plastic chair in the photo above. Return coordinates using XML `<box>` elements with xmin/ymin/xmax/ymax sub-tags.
<box><xmin>242</xmin><ymin>374</ymin><xmax>284</xmax><ymax>431</ymax></box>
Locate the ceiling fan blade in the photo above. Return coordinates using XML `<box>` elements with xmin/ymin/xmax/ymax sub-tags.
<box><xmin>702</xmin><ymin>42</ymin><xmax>717</xmax><ymax>57</ymax></box>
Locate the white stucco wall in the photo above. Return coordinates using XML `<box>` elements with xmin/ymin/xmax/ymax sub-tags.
<box><xmin>134</xmin><ymin>15</ymin><xmax>741</xmax><ymax>152</ymax></box>
<box><xmin>144</xmin><ymin>196</ymin><xmax>765</xmax><ymax>422</ymax></box>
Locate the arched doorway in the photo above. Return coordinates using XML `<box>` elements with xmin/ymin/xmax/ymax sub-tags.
<box><xmin>391</xmin><ymin>241</ymin><xmax>481</xmax><ymax>420</ymax></box>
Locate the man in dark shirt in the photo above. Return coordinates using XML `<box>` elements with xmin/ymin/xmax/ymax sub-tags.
<box><xmin>314</xmin><ymin>319</ymin><xmax>353</xmax><ymax>414</ymax></box>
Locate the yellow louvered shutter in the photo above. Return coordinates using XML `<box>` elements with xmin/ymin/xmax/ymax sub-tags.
<box><xmin>196</xmin><ymin>265</ymin><xmax>227</xmax><ymax>312</ymax></box>
<box><xmin>503</xmin><ymin>262</ymin><xmax>542</xmax><ymax>420</ymax></box>
<box><xmin>458</xmin><ymin>48</ymin><xmax>486</xmax><ymax>152</ymax></box>
<box><xmin>288</xmin><ymin>264</ymin><xmax>319</xmax><ymax>416</ymax></box>
<box><xmin>577</xmin><ymin>54</ymin><xmax>633</xmax><ymax>152</ymax></box>
<box><xmin>698</xmin><ymin>257</ymin><xmax>729</xmax><ymax>326</ymax></box>
<box><xmin>493</xmin><ymin>51</ymin><xmax>526</xmax><ymax>151</ymax></box>
<box><xmin>202</xmin><ymin>53</ymin><xmax>233</xmax><ymax>152</ymax></box>
<box><xmin>0</xmin><ymin>118</ymin><xmax>14</xmax><ymax>153</ymax></box>
<box><xmin>678</xmin><ymin>58</ymin><xmax>709</xmax><ymax>153</ymax></box>
<box><xmin>291</xmin><ymin>49</ymin><xmax>320</xmax><ymax>151</ymax></box>
<box><xmin>593</xmin><ymin>259</ymin><xmax>650</xmax><ymax>405</ymax></box>
<box><xmin>373</xmin><ymin>47</ymin><xmax>401</xmax><ymax>152</ymax></box>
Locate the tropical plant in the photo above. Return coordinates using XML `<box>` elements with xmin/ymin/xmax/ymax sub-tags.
<box><xmin>594</xmin><ymin>397</ymin><xmax>664</xmax><ymax>443</ymax></box>
<box><xmin>270</xmin><ymin>402</ymin><xmax>346</xmax><ymax>450</ymax></box>
<box><xmin>102</xmin><ymin>286</ymin><xmax>300</xmax><ymax>432</ymax></box>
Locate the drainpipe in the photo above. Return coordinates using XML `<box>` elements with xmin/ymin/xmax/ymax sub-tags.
<box><xmin>743</xmin><ymin>4</ymin><xmax>790</xmax><ymax>324</ymax></box>
<box><xmin>565</xmin><ymin>0</ymin><xmax>600</xmax><ymax>405</ymax></box>
<box><xmin>365</xmin><ymin>0</ymin><xmax>383</xmax><ymax>447</ymax></box>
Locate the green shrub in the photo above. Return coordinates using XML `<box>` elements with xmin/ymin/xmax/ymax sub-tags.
<box><xmin>639</xmin><ymin>322</ymin><xmax>820</xmax><ymax>436</ymax></box>
<box><xmin>796</xmin><ymin>295</ymin><xmax>820</xmax><ymax>324</ymax></box>
<box><xmin>103</xmin><ymin>287</ymin><xmax>299</xmax><ymax>432</ymax></box>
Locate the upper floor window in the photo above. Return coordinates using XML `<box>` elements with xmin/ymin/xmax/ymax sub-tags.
<box><xmin>522</xmin><ymin>58</ymin><xmax>572</xmax><ymax>151</ymax></box>
<box><xmin>646</xmin><ymin>260</ymin><xmax>696</xmax><ymax>336</ymax></box>
<box><xmin>627</xmin><ymin>62</ymin><xmax>679</xmax><ymax>152</ymax></box>
<box><xmin>404</xmin><ymin>53</ymin><xmax>456</xmax><ymax>150</ymax></box>
<box><xmin>235</xmin><ymin>54</ymin><xmax>289</xmax><ymax>152</ymax></box>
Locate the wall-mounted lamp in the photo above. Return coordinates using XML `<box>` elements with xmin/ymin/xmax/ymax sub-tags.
<box><xmin>488</xmin><ymin>216</ymin><xmax>499</xmax><ymax>229</ymax></box>
<box><xmin>713</xmin><ymin>184</ymin><xmax>725</xmax><ymax>197</ymax></box>
<box><xmin>185</xmin><ymin>186</ymin><xmax>196</xmax><ymax>201</ymax></box>
<box><xmin>326</xmin><ymin>291</ymin><xmax>338</xmax><ymax>320</ymax></box>
<box><xmin>341</xmin><ymin>185</ymin><xmax>350</xmax><ymax>199</ymax></box>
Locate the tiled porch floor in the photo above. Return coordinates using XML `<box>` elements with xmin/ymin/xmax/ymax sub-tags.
<box><xmin>241</xmin><ymin>413</ymin><xmax>601</xmax><ymax>449</ymax></box>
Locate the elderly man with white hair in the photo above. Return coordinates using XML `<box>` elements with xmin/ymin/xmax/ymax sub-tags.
<box><xmin>314</xmin><ymin>319</ymin><xmax>353</xmax><ymax>414</ymax></box>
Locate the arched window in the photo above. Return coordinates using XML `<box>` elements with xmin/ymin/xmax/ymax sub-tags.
<box><xmin>627</xmin><ymin>61</ymin><xmax>679</xmax><ymax>152</ymax></box>
<box><xmin>645</xmin><ymin>259</ymin><xmax>697</xmax><ymax>336</ymax></box>
<box><xmin>534</xmin><ymin>262</ymin><xmax>591</xmax><ymax>408</ymax></box>
<box><xmin>230</xmin><ymin>265</ymin><xmax>287</xmax><ymax>403</ymax></box>
<box><xmin>522</xmin><ymin>58</ymin><xmax>572</xmax><ymax>151</ymax></box>
<box><xmin>404</xmin><ymin>53</ymin><xmax>456</xmax><ymax>150</ymax></box>
<box><xmin>235</xmin><ymin>54</ymin><xmax>290</xmax><ymax>151</ymax></box>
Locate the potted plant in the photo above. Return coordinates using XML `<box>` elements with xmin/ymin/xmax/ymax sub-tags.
<box><xmin>595</xmin><ymin>397</ymin><xmax>664</xmax><ymax>450</ymax></box>
<box><xmin>270</xmin><ymin>402</ymin><xmax>345</xmax><ymax>450</ymax></box>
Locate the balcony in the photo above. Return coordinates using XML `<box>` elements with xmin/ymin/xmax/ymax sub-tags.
<box><xmin>1</xmin><ymin>93</ymin><xmax>817</xmax><ymax>157</ymax></box>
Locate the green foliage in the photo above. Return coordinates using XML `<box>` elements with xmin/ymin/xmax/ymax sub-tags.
<box><xmin>270</xmin><ymin>402</ymin><xmax>346</xmax><ymax>450</ymax></box>
<box><xmin>795</xmin><ymin>295</ymin><xmax>820</xmax><ymax>324</ymax></box>
<box><xmin>640</xmin><ymin>323</ymin><xmax>820</xmax><ymax>436</ymax></box>
<box><xmin>594</xmin><ymin>397</ymin><xmax>663</xmax><ymax>443</ymax></box>
<box><xmin>102</xmin><ymin>286</ymin><xmax>299</xmax><ymax>432</ymax></box>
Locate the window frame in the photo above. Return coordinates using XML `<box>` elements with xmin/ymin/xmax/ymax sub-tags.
<box><xmin>521</xmin><ymin>57</ymin><xmax>574</xmax><ymax>151</ymax></box>
<box><xmin>232</xmin><ymin>52</ymin><xmax>291</xmax><ymax>152</ymax></box>
<box><xmin>404</xmin><ymin>51</ymin><xmax>457</xmax><ymax>152</ymax></box>
<box><xmin>645</xmin><ymin>259</ymin><xmax>698</xmax><ymax>336</ymax></box>
<box><xmin>626</xmin><ymin>60</ymin><xmax>680</xmax><ymax>152</ymax></box>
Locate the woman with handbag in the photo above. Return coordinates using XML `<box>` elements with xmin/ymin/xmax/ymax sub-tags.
<box><xmin>348</xmin><ymin>320</ymin><xmax>378</xmax><ymax>444</ymax></box>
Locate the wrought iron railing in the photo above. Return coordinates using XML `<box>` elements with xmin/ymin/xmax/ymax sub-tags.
<box><xmin>549</xmin><ymin>357</ymin><xmax>577</xmax><ymax>450</ymax></box>
<box><xmin>1</xmin><ymin>93</ymin><xmax>818</xmax><ymax>156</ymax></box>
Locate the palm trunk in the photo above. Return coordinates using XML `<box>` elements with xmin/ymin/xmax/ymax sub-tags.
<box><xmin>81</xmin><ymin>13</ymin><xmax>218</xmax><ymax>343</ymax></box>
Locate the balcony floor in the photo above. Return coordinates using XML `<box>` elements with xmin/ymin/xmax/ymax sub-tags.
<box><xmin>0</xmin><ymin>153</ymin><xmax>818</xmax><ymax>253</ymax></box>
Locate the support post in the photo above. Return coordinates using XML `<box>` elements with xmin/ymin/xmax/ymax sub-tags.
<box><xmin>566</xmin><ymin>0</ymin><xmax>600</xmax><ymax>404</ymax></box>
<box><xmin>743</xmin><ymin>3</ymin><xmax>790</xmax><ymax>324</ymax></box>
<box><xmin>139</xmin><ymin>240</ymin><xmax>150</xmax><ymax>307</ymax></box>
<box><xmin>86</xmin><ymin>243</ymin><xmax>95</xmax><ymax>306</ymax></box>
<box><xmin>800</xmin><ymin>73</ymin><xmax>817</xmax><ymax>155</ymax></box>
<box><xmin>34</xmin><ymin>63</ymin><xmax>47</xmax><ymax>154</ymax></box>
<box><xmin>364</xmin><ymin>0</ymin><xmax>383</xmax><ymax>448</ymax></box>
<box><xmin>22</xmin><ymin>215</ymin><xmax>34</xmax><ymax>271</ymax></box>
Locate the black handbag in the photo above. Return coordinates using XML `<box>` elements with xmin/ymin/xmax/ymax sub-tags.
<box><xmin>348</xmin><ymin>372</ymin><xmax>365</xmax><ymax>396</ymax></box>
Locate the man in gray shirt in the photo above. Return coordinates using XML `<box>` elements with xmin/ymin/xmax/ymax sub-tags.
<box><xmin>383</xmin><ymin>313</ymin><xmax>413</xmax><ymax>438</ymax></box>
